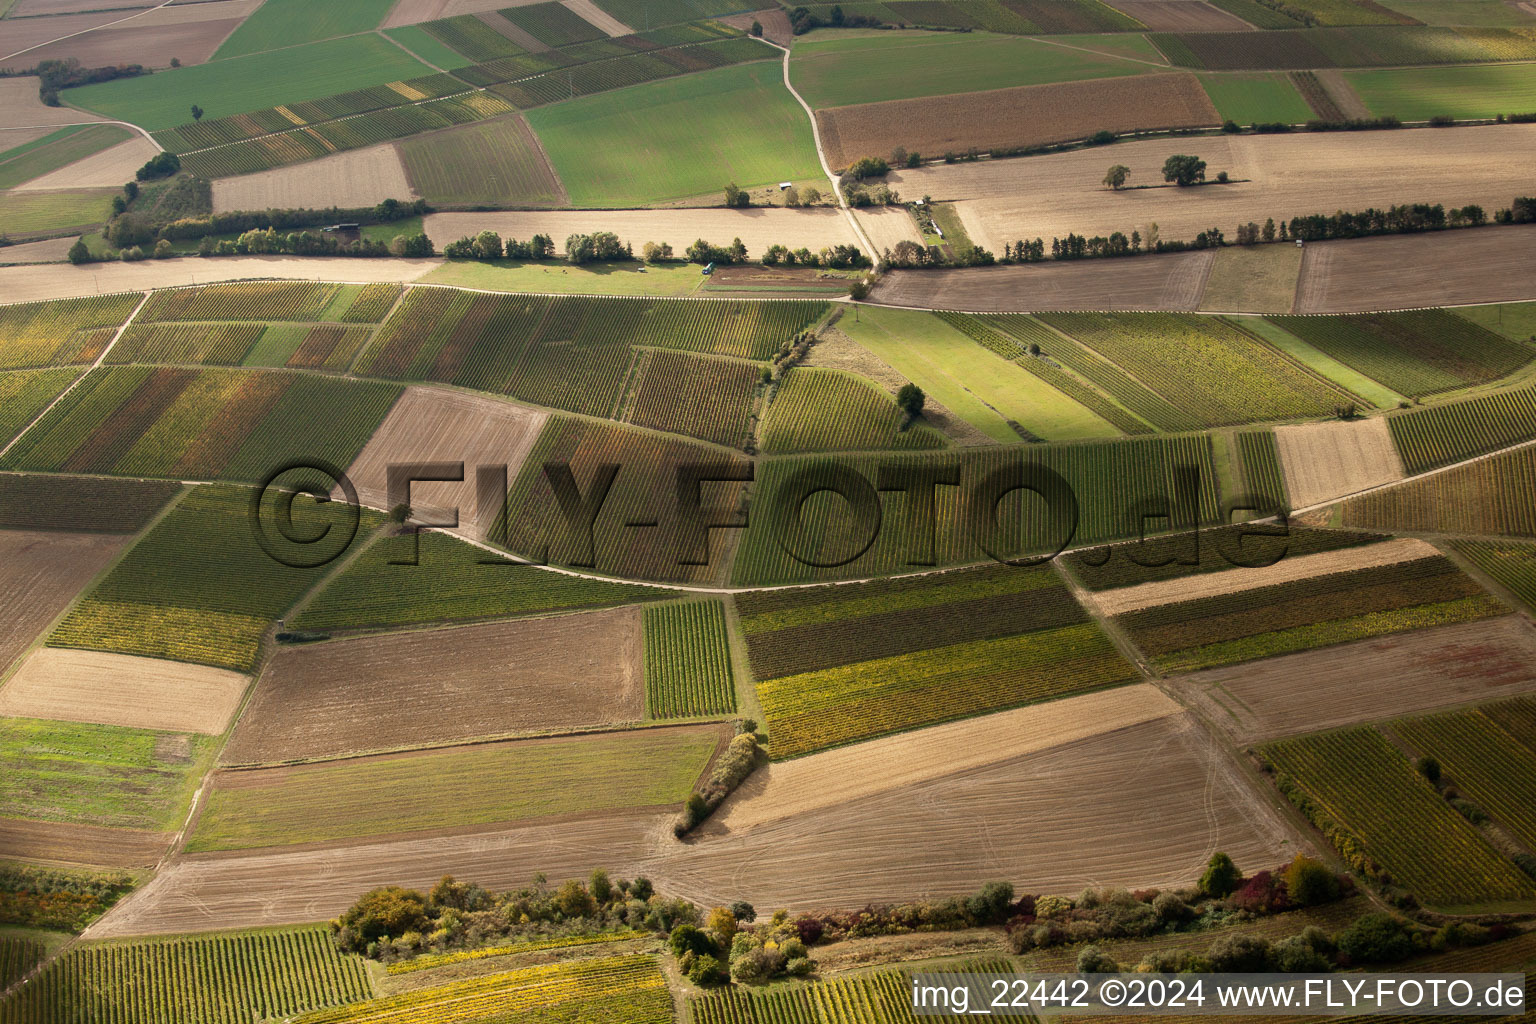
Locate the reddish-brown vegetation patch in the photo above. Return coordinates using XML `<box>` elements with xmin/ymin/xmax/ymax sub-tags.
<box><xmin>816</xmin><ymin>74</ymin><xmax>1219</xmax><ymax>171</ymax></box>
<box><xmin>220</xmin><ymin>608</ymin><xmax>644</xmax><ymax>764</ymax></box>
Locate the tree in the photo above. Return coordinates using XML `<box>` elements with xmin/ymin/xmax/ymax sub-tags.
<box><xmin>846</xmin><ymin>155</ymin><xmax>889</xmax><ymax>180</ymax></box>
<box><xmin>896</xmin><ymin>382</ymin><xmax>925</xmax><ymax>420</ymax></box>
<box><xmin>391</xmin><ymin>233</ymin><xmax>434</xmax><ymax>258</ymax></box>
<box><xmin>783</xmin><ymin>186</ymin><xmax>801</xmax><ymax>208</ymax></box>
<box><xmin>749</xmin><ymin>19</ymin><xmax>763</xmax><ymax>35</ymax></box>
<box><xmin>123</xmin><ymin>180</ymin><xmax>138</xmax><ymax>201</ymax></box>
<box><xmin>110</xmin><ymin>194</ymin><xmax>127</xmax><ymax>216</ymax></box>
<box><xmin>1262</xmin><ymin>217</ymin><xmax>1276</xmax><ymax>242</ymax></box>
<box><xmin>1076</xmin><ymin>944</ymin><xmax>1119</xmax><ymax>973</ymax></box>
<box><xmin>67</xmin><ymin>239</ymin><xmax>91</xmax><ymax>264</ymax></box>
<box><xmin>1199</xmin><ymin>852</ymin><xmax>1242</xmax><ymax>897</ymax></box>
<box><xmin>723</xmin><ymin>182</ymin><xmax>748</xmax><ymax>208</ymax></box>
<box><xmin>135</xmin><ymin>151</ymin><xmax>180</xmax><ymax>181</ymax></box>
<box><xmin>554</xmin><ymin>880</ymin><xmax>594</xmax><ymax>917</ymax></box>
<box><xmin>335</xmin><ymin>886</ymin><xmax>430</xmax><ymax>949</ymax></box>
<box><xmin>106</xmin><ymin>212</ymin><xmax>153</xmax><ymax>248</ymax></box>
<box><xmin>642</xmin><ymin>240</ymin><xmax>672</xmax><ymax>262</ymax></box>
<box><xmin>588</xmin><ymin>869</ymin><xmax>612</xmax><ymax>905</ymax></box>
<box><xmin>153</xmin><ymin>238</ymin><xmax>173</xmax><ymax>259</ymax></box>
<box><xmin>190</xmin><ymin>104</ymin><xmax>203</xmax><ymax>121</ymax></box>
<box><xmin>1283</xmin><ymin>854</ymin><xmax>1340</xmax><ymax>907</ymax></box>
<box><xmin>473</xmin><ymin>230</ymin><xmax>502</xmax><ymax>260</ymax></box>
<box><xmin>1338</xmin><ymin>913</ymin><xmax>1416</xmax><ymax>964</ymax></box>
<box><xmin>1162</xmin><ymin>154</ymin><xmax>1206</xmax><ymax>186</ymax></box>
<box><xmin>1418</xmin><ymin>756</ymin><xmax>1441</xmax><ymax>783</ymax></box>
<box><xmin>1103</xmin><ymin>164</ymin><xmax>1129</xmax><ymax>190</ymax></box>
<box><xmin>729</xmin><ymin>900</ymin><xmax>757</xmax><ymax>923</ymax></box>
<box><xmin>800</xmin><ymin>185</ymin><xmax>821</xmax><ymax>205</ymax></box>
<box><xmin>705</xmin><ymin>906</ymin><xmax>738</xmax><ymax>946</ymax></box>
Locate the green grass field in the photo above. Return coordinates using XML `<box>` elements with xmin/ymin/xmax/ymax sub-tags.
<box><xmin>213</xmin><ymin>0</ymin><xmax>397</xmax><ymax>59</ymax></box>
<box><xmin>789</xmin><ymin>31</ymin><xmax>1153</xmax><ymax>108</ymax></box>
<box><xmin>527</xmin><ymin>62</ymin><xmax>819</xmax><ymax>206</ymax></box>
<box><xmin>0</xmin><ymin>189</ymin><xmax>117</xmax><ymax>235</ymax></box>
<box><xmin>1455</xmin><ymin>302</ymin><xmax>1536</xmax><ymax>342</ymax></box>
<box><xmin>66</xmin><ymin>35</ymin><xmax>432</xmax><ymax>131</ymax></box>
<box><xmin>188</xmin><ymin>728</ymin><xmax>719</xmax><ymax>849</ymax></box>
<box><xmin>840</xmin><ymin>306</ymin><xmax>1120</xmax><ymax>441</ymax></box>
<box><xmin>1232</xmin><ymin>316</ymin><xmax>1406</xmax><ymax>408</ymax></box>
<box><xmin>1345</xmin><ymin>63</ymin><xmax>1536</xmax><ymax>120</ymax></box>
<box><xmin>383</xmin><ymin>24</ymin><xmax>478</xmax><ymax>69</ymax></box>
<box><xmin>0</xmin><ymin>717</ymin><xmax>216</xmax><ymax>832</ymax></box>
<box><xmin>1198</xmin><ymin>73</ymin><xmax>1314</xmax><ymax>124</ymax></box>
<box><xmin>0</xmin><ymin>124</ymin><xmax>130</xmax><ymax>190</ymax></box>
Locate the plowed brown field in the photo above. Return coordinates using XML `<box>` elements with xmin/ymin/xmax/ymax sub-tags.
<box><xmin>212</xmin><ymin>143</ymin><xmax>418</xmax><ymax>213</ymax></box>
<box><xmin>1168</xmin><ymin>615</ymin><xmax>1536</xmax><ymax>742</ymax></box>
<box><xmin>1293</xmin><ymin>225</ymin><xmax>1536</xmax><ymax>313</ymax></box>
<box><xmin>867</xmin><ymin>249</ymin><xmax>1214</xmax><ymax>311</ymax></box>
<box><xmin>220</xmin><ymin>607</ymin><xmax>643</xmax><ymax>764</ymax></box>
<box><xmin>0</xmin><ymin>530</ymin><xmax>128</xmax><ymax>677</ymax></box>
<box><xmin>0</xmin><ymin>649</ymin><xmax>248</xmax><ymax>734</ymax></box>
<box><xmin>816</xmin><ymin>74</ymin><xmax>1218</xmax><ymax>172</ymax></box>
<box><xmin>0</xmin><ymin>818</ymin><xmax>171</xmax><ymax>868</ymax></box>
<box><xmin>1275</xmin><ymin>416</ymin><xmax>1404</xmax><ymax>508</ymax></box>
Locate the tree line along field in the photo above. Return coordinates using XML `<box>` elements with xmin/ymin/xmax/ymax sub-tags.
<box><xmin>1343</xmin><ymin>445</ymin><xmax>1536</xmax><ymax>537</ymax></box>
<box><xmin>1263</xmin><ymin>725</ymin><xmax>1536</xmax><ymax>908</ymax></box>
<box><xmin>729</xmin><ymin>437</ymin><xmax>1222</xmax><ymax>586</ymax></box>
<box><xmin>360</xmin><ymin>289</ymin><xmax>824</xmax><ymax>422</ymax></box>
<box><xmin>1452</xmin><ymin>540</ymin><xmax>1536</xmax><ymax>610</ymax></box>
<box><xmin>0</xmin><ymin>294</ymin><xmax>141</xmax><ymax>371</ymax></box>
<box><xmin>0</xmin><ymin>926</ymin><xmax>371</xmax><ymax>1024</ymax></box>
<box><xmin>48</xmin><ymin>486</ymin><xmax>380</xmax><ymax>672</ymax></box>
<box><xmin>291</xmin><ymin>531</ymin><xmax>668</xmax><ymax>634</ymax></box>
<box><xmin>736</xmin><ymin>562</ymin><xmax>1139</xmax><ymax>757</ymax></box>
<box><xmin>643</xmin><ymin>599</ymin><xmax>737</xmax><ymax>717</ymax></box>
<box><xmin>1386</xmin><ymin>382</ymin><xmax>1536</xmax><ymax>474</ymax></box>
<box><xmin>1149</xmin><ymin>25</ymin><xmax>1536</xmax><ymax>69</ymax></box>
<box><xmin>1111</xmin><ymin>548</ymin><xmax>1508</xmax><ymax>674</ymax></box>
<box><xmin>0</xmin><ymin>367</ymin><xmax>400</xmax><ymax>485</ymax></box>
<box><xmin>760</xmin><ymin>368</ymin><xmax>946</xmax><ymax>453</ymax></box>
<box><xmin>0</xmin><ymin>715</ymin><xmax>216</xmax><ymax>833</ymax></box>
<box><xmin>291</xmin><ymin>953</ymin><xmax>672</xmax><ymax>1024</ymax></box>
<box><xmin>0</xmin><ymin>475</ymin><xmax>180</xmax><ymax>532</ymax></box>
<box><xmin>1268</xmin><ymin>310</ymin><xmax>1533</xmax><ymax>401</ymax></box>
<box><xmin>186</xmin><ymin>727</ymin><xmax>720</xmax><ymax>850</ymax></box>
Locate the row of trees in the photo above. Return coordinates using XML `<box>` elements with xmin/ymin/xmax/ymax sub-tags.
<box><xmin>32</xmin><ymin>57</ymin><xmax>145</xmax><ymax>106</ymax></box>
<box><xmin>442</xmin><ymin>231</ymin><xmax>556</xmax><ymax>261</ymax></box>
<box><xmin>724</xmin><ymin>183</ymin><xmax>825</xmax><ymax>208</ymax></box>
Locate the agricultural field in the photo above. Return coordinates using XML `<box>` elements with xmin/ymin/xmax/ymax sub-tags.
<box><xmin>737</xmin><ymin>562</ymin><xmax>1139</xmax><ymax>756</ymax></box>
<box><xmin>210</xmin><ymin>145</ymin><xmax>419</xmax><ymax>214</ymax></box>
<box><xmin>1105</xmin><ymin>0</ymin><xmax>1253</xmax><ymax>29</ymax></box>
<box><xmin>0</xmin><ymin>124</ymin><xmax>133</xmax><ymax>191</ymax></box>
<box><xmin>732</xmin><ymin>435</ymin><xmax>1223</xmax><ymax>585</ymax></box>
<box><xmin>1110</xmin><ymin>549</ymin><xmax>1508</xmax><ymax>673</ymax></box>
<box><xmin>1346</xmin><ymin>62</ymin><xmax>1536</xmax><ymax>120</ymax></box>
<box><xmin>214</xmin><ymin>0</ymin><xmax>397</xmax><ymax>59</ymax></box>
<box><xmin>590</xmin><ymin>0</ymin><xmax>759</xmax><ymax>27</ymax></box>
<box><xmin>420</xmin><ymin>13</ymin><xmax>531</xmax><ymax>62</ymax></box>
<box><xmin>499</xmin><ymin>415</ymin><xmax>753</xmax><ymax>583</ymax></box>
<box><xmin>0</xmin><ymin>189</ymin><xmax>118</xmax><ymax>237</ymax></box>
<box><xmin>66</xmin><ymin>35</ymin><xmax>434</xmax><ymax>132</ymax></box>
<box><xmin>188</xmin><ymin>725</ymin><xmax>721</xmax><ymax>850</ymax></box>
<box><xmin>789</xmin><ymin>30</ymin><xmax>1156</xmax><ymax>109</ymax></box>
<box><xmin>1292</xmin><ymin>227</ymin><xmax>1536</xmax><ymax>314</ymax></box>
<box><xmin>1396</xmin><ymin>704</ymin><xmax>1536</xmax><ymax>849</ymax></box>
<box><xmin>1268</xmin><ymin>310</ymin><xmax>1533</xmax><ymax>399</ymax></box>
<box><xmin>760</xmin><ymin>367</ymin><xmax>945</xmax><ymax>452</ymax></box>
<box><xmin>1198</xmin><ymin>72</ymin><xmax>1315</xmax><ymax>124</ymax></box>
<box><xmin>1378</xmin><ymin>0</ymin><xmax>1536</xmax><ymax>25</ymax></box>
<box><xmin>1169</xmin><ymin>616</ymin><xmax>1536</xmax><ymax>743</ymax></box>
<box><xmin>0</xmin><ymin>650</ymin><xmax>248</xmax><ymax>735</ymax></box>
<box><xmin>527</xmin><ymin>62</ymin><xmax>820</xmax><ymax>206</ymax></box>
<box><xmin>221</xmin><ymin>607</ymin><xmax>644</xmax><ymax>764</ymax></box>
<box><xmin>0</xmin><ymin>529</ymin><xmax>131</xmax><ymax>680</ymax></box>
<box><xmin>398</xmin><ymin>114</ymin><xmax>567</xmax><ymax>206</ymax></box>
<box><xmin>625</xmin><ymin>350</ymin><xmax>759</xmax><ymax>449</ymax></box>
<box><xmin>0</xmin><ymin>716</ymin><xmax>216</xmax><ymax>832</ymax></box>
<box><xmin>691</xmin><ymin>961</ymin><xmax>1032</xmax><ymax>1024</ymax></box>
<box><xmin>292</xmin><ymin>953</ymin><xmax>671</xmax><ymax>1024</ymax></box>
<box><xmin>0</xmin><ymin>474</ymin><xmax>178</xmax><ymax>532</ymax></box>
<box><xmin>0</xmin><ymin>368</ymin><xmax>77</xmax><ymax>448</ymax></box>
<box><xmin>0</xmin><ymin>293</ymin><xmax>140</xmax><ymax>371</ymax></box>
<box><xmin>1343</xmin><ymin>446</ymin><xmax>1536</xmax><ymax>536</ymax></box>
<box><xmin>48</xmin><ymin>486</ymin><xmax>380</xmax><ymax>671</ymax></box>
<box><xmin>359</xmin><ymin>288</ymin><xmax>824</xmax><ymax>419</ymax></box>
<box><xmin>0</xmin><ymin>926</ymin><xmax>371</xmax><ymax>1024</ymax></box>
<box><xmin>1263</xmin><ymin>725</ymin><xmax>1536</xmax><ymax>908</ymax></box>
<box><xmin>1452</xmin><ymin>540</ymin><xmax>1536</xmax><ymax>610</ymax></box>
<box><xmin>500</xmin><ymin>1</ymin><xmax>609</xmax><ymax>45</ymax></box>
<box><xmin>1150</xmin><ymin>25</ymin><xmax>1536</xmax><ymax>69</ymax></box>
<box><xmin>0</xmin><ymin>366</ymin><xmax>400</xmax><ymax>484</ymax></box>
<box><xmin>642</xmin><ymin>599</ymin><xmax>737</xmax><ymax>718</ymax></box>
<box><xmin>1275</xmin><ymin>416</ymin><xmax>1403</xmax><ymax>509</ymax></box>
<box><xmin>1387</xmin><ymin>382</ymin><xmax>1536</xmax><ymax>474</ymax></box>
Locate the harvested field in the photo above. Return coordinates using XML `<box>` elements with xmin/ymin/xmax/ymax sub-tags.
<box><xmin>719</xmin><ymin>7</ymin><xmax>792</xmax><ymax>44</ymax></box>
<box><xmin>18</xmin><ymin>17</ymin><xmax>248</xmax><ymax>68</ymax></box>
<box><xmin>397</xmin><ymin>114</ymin><xmax>565</xmax><ymax>207</ymax></box>
<box><xmin>0</xmin><ymin>236</ymin><xmax>77</xmax><ymax>264</ymax></box>
<box><xmin>1275</xmin><ymin>416</ymin><xmax>1404</xmax><ymax>508</ymax></box>
<box><xmin>1101</xmin><ymin>0</ymin><xmax>1255</xmax><ymax>30</ymax></box>
<box><xmin>382</xmin><ymin>0</ymin><xmax>526</xmax><ymax>28</ymax></box>
<box><xmin>212</xmin><ymin>144</ymin><xmax>418</xmax><ymax>214</ymax></box>
<box><xmin>563</xmin><ymin>0</ymin><xmax>632</xmax><ymax>34</ymax></box>
<box><xmin>0</xmin><ymin>256</ymin><xmax>439</xmax><ymax>305</ymax></box>
<box><xmin>1086</xmin><ymin>536</ymin><xmax>1436</xmax><ymax>616</ymax></box>
<box><xmin>1199</xmin><ymin>243</ymin><xmax>1302</xmax><ymax>313</ymax></box>
<box><xmin>1293</xmin><ymin>225</ymin><xmax>1536</xmax><ymax>313</ymax></box>
<box><xmin>11</xmin><ymin>136</ymin><xmax>159</xmax><ymax>191</ymax></box>
<box><xmin>0</xmin><ymin>818</ymin><xmax>170</xmax><ymax>869</ymax></box>
<box><xmin>867</xmin><ymin>250</ymin><xmax>1214</xmax><ymax>312</ymax></box>
<box><xmin>221</xmin><ymin>608</ymin><xmax>643</xmax><ymax>764</ymax></box>
<box><xmin>339</xmin><ymin>386</ymin><xmax>547</xmax><ymax>540</ymax></box>
<box><xmin>423</xmin><ymin>208</ymin><xmax>858</xmax><ymax>258</ymax></box>
<box><xmin>657</xmin><ymin>714</ymin><xmax>1298</xmax><ymax>911</ymax></box>
<box><xmin>0</xmin><ymin>530</ymin><xmax>127</xmax><ymax>676</ymax></box>
<box><xmin>0</xmin><ymin>649</ymin><xmax>248</xmax><ymax>735</ymax></box>
<box><xmin>816</xmin><ymin>74</ymin><xmax>1218</xmax><ymax>172</ymax></box>
<box><xmin>852</xmin><ymin>205</ymin><xmax>923</xmax><ymax>255</ymax></box>
<box><xmin>893</xmin><ymin>125</ymin><xmax>1536</xmax><ymax>252</ymax></box>
<box><xmin>11</xmin><ymin>0</ymin><xmax>153</xmax><ymax>13</ymax></box>
<box><xmin>0</xmin><ymin>10</ymin><xmax>125</xmax><ymax>61</ymax></box>
<box><xmin>1168</xmin><ymin>615</ymin><xmax>1536</xmax><ymax>743</ymax></box>
<box><xmin>0</xmin><ymin>79</ymin><xmax>101</xmax><ymax>129</ymax></box>
<box><xmin>706</xmin><ymin>685</ymin><xmax>1180</xmax><ymax>833</ymax></box>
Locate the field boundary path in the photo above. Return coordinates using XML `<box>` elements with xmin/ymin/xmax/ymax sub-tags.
<box><xmin>0</xmin><ymin>289</ymin><xmax>151</xmax><ymax>461</ymax></box>
<box><xmin>763</xmin><ymin>38</ymin><xmax>881</xmax><ymax>269</ymax></box>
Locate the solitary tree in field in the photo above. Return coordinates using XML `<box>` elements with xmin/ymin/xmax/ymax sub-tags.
<box><xmin>1162</xmin><ymin>154</ymin><xmax>1206</xmax><ymax>186</ymax></box>
<box><xmin>1199</xmin><ymin>852</ymin><xmax>1242</xmax><ymax>897</ymax></box>
<box><xmin>190</xmin><ymin>104</ymin><xmax>203</xmax><ymax>121</ymax></box>
<box><xmin>1103</xmin><ymin>164</ymin><xmax>1129</xmax><ymax>190</ymax></box>
<box><xmin>896</xmin><ymin>382</ymin><xmax>925</xmax><ymax>422</ymax></box>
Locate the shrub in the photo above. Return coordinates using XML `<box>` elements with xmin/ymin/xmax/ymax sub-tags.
<box><xmin>1283</xmin><ymin>854</ymin><xmax>1341</xmax><ymax>907</ymax></box>
<box><xmin>1272</xmin><ymin>934</ymin><xmax>1330</xmax><ymax>971</ymax></box>
<box><xmin>1199</xmin><ymin>852</ymin><xmax>1242</xmax><ymax>898</ymax></box>
<box><xmin>135</xmin><ymin>151</ymin><xmax>180</xmax><ymax>181</ymax></box>
<box><xmin>1207</xmin><ymin>932</ymin><xmax>1272</xmax><ymax>971</ymax></box>
<box><xmin>1076</xmin><ymin>944</ymin><xmax>1119</xmax><ymax>973</ymax></box>
<box><xmin>1337</xmin><ymin>912</ymin><xmax>1416</xmax><ymax>964</ymax></box>
<box><xmin>1417</xmin><ymin>756</ymin><xmax>1441</xmax><ymax>783</ymax></box>
<box><xmin>846</xmin><ymin>155</ymin><xmax>890</xmax><ymax>180</ymax></box>
<box><xmin>67</xmin><ymin>239</ymin><xmax>91</xmax><ymax>265</ymax></box>
<box><xmin>670</xmin><ymin>924</ymin><xmax>717</xmax><ymax>958</ymax></box>
<box><xmin>965</xmin><ymin>881</ymin><xmax>1013</xmax><ymax>924</ymax></box>
<box><xmin>335</xmin><ymin>887</ymin><xmax>430</xmax><ymax>950</ymax></box>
